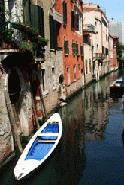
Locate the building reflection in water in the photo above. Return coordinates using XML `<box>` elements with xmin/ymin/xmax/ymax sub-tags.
<box><xmin>0</xmin><ymin>72</ymin><xmax>119</xmax><ymax>185</ymax></box>
<box><xmin>11</xmin><ymin>92</ymin><xmax>86</xmax><ymax>185</ymax></box>
<box><xmin>82</xmin><ymin>79</ymin><xmax>110</xmax><ymax>141</ymax></box>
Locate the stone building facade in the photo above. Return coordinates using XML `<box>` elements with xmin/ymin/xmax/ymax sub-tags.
<box><xmin>83</xmin><ymin>3</ymin><xmax>110</xmax><ymax>81</ymax></box>
<box><xmin>0</xmin><ymin>0</ymin><xmax>64</xmax><ymax>167</ymax></box>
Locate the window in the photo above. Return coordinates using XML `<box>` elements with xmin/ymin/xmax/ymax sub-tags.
<box><xmin>63</xmin><ymin>1</ymin><xmax>67</xmax><ymax>26</ymax></box>
<box><xmin>72</xmin><ymin>41</ymin><xmax>75</xmax><ymax>55</ymax></box>
<box><xmin>52</xmin><ymin>67</ymin><xmax>56</xmax><ymax>89</ymax></box>
<box><xmin>80</xmin><ymin>45</ymin><xmax>83</xmax><ymax>56</ymax></box>
<box><xmin>71</xmin><ymin>11</ymin><xmax>74</xmax><ymax>30</ymax></box>
<box><xmin>84</xmin><ymin>34</ymin><xmax>90</xmax><ymax>45</ymax></box>
<box><xmin>71</xmin><ymin>9</ymin><xmax>80</xmax><ymax>31</ymax></box>
<box><xmin>85</xmin><ymin>60</ymin><xmax>88</xmax><ymax>74</ymax></box>
<box><xmin>74</xmin><ymin>12</ymin><xmax>79</xmax><ymax>31</ymax></box>
<box><xmin>105</xmin><ymin>48</ymin><xmax>109</xmax><ymax>55</ymax></box>
<box><xmin>41</xmin><ymin>69</ymin><xmax>45</xmax><ymax>90</ymax></box>
<box><xmin>74</xmin><ymin>65</ymin><xmax>76</xmax><ymax>81</ymax></box>
<box><xmin>67</xmin><ymin>67</ymin><xmax>71</xmax><ymax>85</ymax></box>
<box><xmin>75</xmin><ymin>42</ymin><xmax>78</xmax><ymax>56</ymax></box>
<box><xmin>24</xmin><ymin>1</ymin><xmax>44</xmax><ymax>36</ymax></box>
<box><xmin>0</xmin><ymin>0</ymin><xmax>5</xmax><ymax>41</ymax></box>
<box><xmin>102</xmin><ymin>46</ymin><xmax>105</xmax><ymax>54</ymax></box>
<box><xmin>72</xmin><ymin>41</ymin><xmax>78</xmax><ymax>56</ymax></box>
<box><xmin>78</xmin><ymin>64</ymin><xmax>80</xmax><ymax>70</ymax></box>
<box><xmin>89</xmin><ymin>59</ymin><xmax>92</xmax><ymax>72</ymax></box>
<box><xmin>50</xmin><ymin>16</ymin><xmax>57</xmax><ymax>49</ymax></box>
<box><xmin>64</xmin><ymin>39</ymin><xmax>69</xmax><ymax>55</ymax></box>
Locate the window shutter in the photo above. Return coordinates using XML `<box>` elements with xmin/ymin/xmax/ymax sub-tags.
<box><xmin>38</xmin><ymin>7</ymin><xmax>44</xmax><ymax>36</ymax></box>
<box><xmin>50</xmin><ymin>16</ymin><xmax>57</xmax><ymax>49</ymax></box>
<box><xmin>72</xmin><ymin>41</ymin><xmax>75</xmax><ymax>55</ymax></box>
<box><xmin>63</xmin><ymin>2</ymin><xmax>67</xmax><ymax>26</ymax></box>
<box><xmin>71</xmin><ymin>11</ymin><xmax>74</xmax><ymax>30</ymax></box>
<box><xmin>74</xmin><ymin>13</ymin><xmax>79</xmax><ymax>31</ymax></box>
<box><xmin>106</xmin><ymin>48</ymin><xmax>109</xmax><ymax>55</ymax></box>
<box><xmin>30</xmin><ymin>5</ymin><xmax>39</xmax><ymax>31</ymax></box>
<box><xmin>64</xmin><ymin>40</ymin><xmax>69</xmax><ymax>55</ymax></box>
<box><xmin>75</xmin><ymin>43</ymin><xmax>78</xmax><ymax>55</ymax></box>
<box><xmin>80</xmin><ymin>45</ymin><xmax>83</xmax><ymax>56</ymax></box>
<box><xmin>30</xmin><ymin>5</ymin><xmax>44</xmax><ymax>36</ymax></box>
<box><xmin>23</xmin><ymin>0</ymin><xmax>31</xmax><ymax>25</ymax></box>
<box><xmin>0</xmin><ymin>0</ymin><xmax>5</xmax><ymax>34</ymax></box>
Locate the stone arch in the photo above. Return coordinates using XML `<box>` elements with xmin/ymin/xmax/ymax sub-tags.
<box><xmin>7</xmin><ymin>67</ymin><xmax>32</xmax><ymax>136</ymax></box>
<box><xmin>8</xmin><ymin>68</ymin><xmax>21</xmax><ymax>104</ymax></box>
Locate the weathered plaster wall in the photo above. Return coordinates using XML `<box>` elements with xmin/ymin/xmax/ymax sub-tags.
<box><xmin>0</xmin><ymin>72</ymin><xmax>14</xmax><ymax>164</ymax></box>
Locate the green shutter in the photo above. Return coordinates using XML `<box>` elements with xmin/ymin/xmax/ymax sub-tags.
<box><xmin>71</xmin><ymin>11</ymin><xmax>74</xmax><ymax>30</ymax></box>
<box><xmin>38</xmin><ymin>6</ymin><xmax>44</xmax><ymax>36</ymax></box>
<box><xmin>30</xmin><ymin>5</ymin><xmax>44</xmax><ymax>35</ymax></box>
<box><xmin>23</xmin><ymin>0</ymin><xmax>31</xmax><ymax>25</ymax></box>
<box><xmin>64</xmin><ymin>40</ymin><xmax>69</xmax><ymax>55</ymax></box>
<box><xmin>0</xmin><ymin>0</ymin><xmax>5</xmax><ymax>34</ymax></box>
<box><xmin>30</xmin><ymin>5</ymin><xmax>39</xmax><ymax>31</ymax></box>
<box><xmin>50</xmin><ymin>16</ymin><xmax>57</xmax><ymax>49</ymax></box>
<box><xmin>63</xmin><ymin>2</ymin><xmax>67</xmax><ymax>26</ymax></box>
<box><xmin>80</xmin><ymin>45</ymin><xmax>83</xmax><ymax>56</ymax></box>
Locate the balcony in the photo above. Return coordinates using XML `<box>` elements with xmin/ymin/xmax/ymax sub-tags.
<box><xmin>83</xmin><ymin>24</ymin><xmax>96</xmax><ymax>33</ymax></box>
<box><xmin>52</xmin><ymin>9</ymin><xmax>63</xmax><ymax>24</ymax></box>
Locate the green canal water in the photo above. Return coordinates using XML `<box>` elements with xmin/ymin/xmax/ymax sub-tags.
<box><xmin>1</xmin><ymin>70</ymin><xmax>124</xmax><ymax>185</ymax></box>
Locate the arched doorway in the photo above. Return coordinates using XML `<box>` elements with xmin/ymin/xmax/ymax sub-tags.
<box><xmin>8</xmin><ymin>68</ymin><xmax>21</xmax><ymax>104</ymax></box>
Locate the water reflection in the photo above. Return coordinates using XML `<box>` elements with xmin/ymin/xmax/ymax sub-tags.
<box><xmin>82</xmin><ymin>80</ymin><xmax>109</xmax><ymax>141</ymax></box>
<box><xmin>0</xmin><ymin>70</ymin><xmax>122</xmax><ymax>185</ymax></box>
<box><xmin>0</xmin><ymin>91</ymin><xmax>86</xmax><ymax>185</ymax></box>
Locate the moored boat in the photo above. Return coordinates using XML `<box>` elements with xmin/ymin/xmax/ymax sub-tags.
<box><xmin>110</xmin><ymin>78</ymin><xmax>124</xmax><ymax>98</ymax></box>
<box><xmin>14</xmin><ymin>113</ymin><xmax>62</xmax><ymax>180</ymax></box>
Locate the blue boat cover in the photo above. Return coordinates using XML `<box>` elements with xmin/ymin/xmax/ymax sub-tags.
<box><xmin>26</xmin><ymin>140</ymin><xmax>54</xmax><ymax>160</ymax></box>
<box><xmin>41</xmin><ymin>123</ymin><xmax>59</xmax><ymax>133</ymax></box>
<box><xmin>25</xmin><ymin>123</ymin><xmax>59</xmax><ymax>161</ymax></box>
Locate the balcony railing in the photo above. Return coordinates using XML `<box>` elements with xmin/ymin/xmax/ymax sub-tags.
<box><xmin>83</xmin><ymin>24</ymin><xmax>95</xmax><ymax>33</ymax></box>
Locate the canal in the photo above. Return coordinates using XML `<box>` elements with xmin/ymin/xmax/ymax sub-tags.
<box><xmin>1</xmin><ymin>70</ymin><xmax>124</xmax><ymax>185</ymax></box>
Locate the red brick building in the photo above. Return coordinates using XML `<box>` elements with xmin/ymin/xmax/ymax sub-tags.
<box><xmin>56</xmin><ymin>0</ymin><xmax>84</xmax><ymax>96</ymax></box>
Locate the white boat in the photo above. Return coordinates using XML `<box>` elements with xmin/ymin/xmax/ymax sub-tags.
<box><xmin>14</xmin><ymin>113</ymin><xmax>62</xmax><ymax>180</ymax></box>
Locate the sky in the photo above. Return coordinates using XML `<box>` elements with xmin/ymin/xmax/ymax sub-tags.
<box><xmin>84</xmin><ymin>0</ymin><xmax>124</xmax><ymax>22</ymax></box>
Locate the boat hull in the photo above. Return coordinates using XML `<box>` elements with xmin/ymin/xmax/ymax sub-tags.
<box><xmin>110</xmin><ymin>87</ymin><xmax>124</xmax><ymax>98</ymax></box>
<box><xmin>14</xmin><ymin>113</ymin><xmax>62</xmax><ymax>180</ymax></box>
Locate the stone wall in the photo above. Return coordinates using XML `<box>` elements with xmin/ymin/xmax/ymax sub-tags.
<box><xmin>0</xmin><ymin>73</ymin><xmax>14</xmax><ymax>164</ymax></box>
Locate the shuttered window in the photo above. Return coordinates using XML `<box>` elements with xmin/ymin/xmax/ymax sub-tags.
<box><xmin>72</xmin><ymin>41</ymin><xmax>78</xmax><ymax>56</ymax></box>
<box><xmin>30</xmin><ymin>5</ymin><xmax>44</xmax><ymax>36</ymax></box>
<box><xmin>71</xmin><ymin>11</ymin><xmax>74</xmax><ymax>30</ymax></box>
<box><xmin>75</xmin><ymin>43</ymin><xmax>78</xmax><ymax>55</ymax></box>
<box><xmin>72</xmin><ymin>41</ymin><xmax>75</xmax><ymax>55</ymax></box>
<box><xmin>102</xmin><ymin>46</ymin><xmax>104</xmax><ymax>54</ymax></box>
<box><xmin>63</xmin><ymin>1</ymin><xmax>67</xmax><ymax>26</ymax></box>
<box><xmin>0</xmin><ymin>0</ymin><xmax>5</xmax><ymax>35</ymax></box>
<box><xmin>71</xmin><ymin>10</ymin><xmax>79</xmax><ymax>31</ymax></box>
<box><xmin>23</xmin><ymin>0</ymin><xmax>31</xmax><ymax>26</ymax></box>
<box><xmin>80</xmin><ymin>45</ymin><xmax>83</xmax><ymax>56</ymax></box>
<box><xmin>64</xmin><ymin>40</ymin><xmax>69</xmax><ymax>55</ymax></box>
<box><xmin>74</xmin><ymin>13</ymin><xmax>79</xmax><ymax>31</ymax></box>
<box><xmin>50</xmin><ymin>15</ymin><xmax>57</xmax><ymax>49</ymax></box>
<box><xmin>105</xmin><ymin>48</ymin><xmax>109</xmax><ymax>55</ymax></box>
<box><xmin>23</xmin><ymin>1</ymin><xmax>44</xmax><ymax>36</ymax></box>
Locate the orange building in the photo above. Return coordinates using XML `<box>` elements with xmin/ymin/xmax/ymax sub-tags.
<box><xmin>55</xmin><ymin>0</ymin><xmax>84</xmax><ymax>96</ymax></box>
